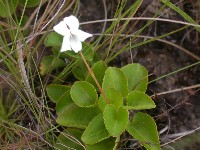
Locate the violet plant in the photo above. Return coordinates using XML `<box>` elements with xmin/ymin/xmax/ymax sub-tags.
<box><xmin>45</xmin><ymin>15</ymin><xmax>161</xmax><ymax>150</ymax></box>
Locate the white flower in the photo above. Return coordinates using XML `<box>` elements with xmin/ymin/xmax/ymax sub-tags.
<box><xmin>53</xmin><ymin>15</ymin><xmax>92</xmax><ymax>53</ymax></box>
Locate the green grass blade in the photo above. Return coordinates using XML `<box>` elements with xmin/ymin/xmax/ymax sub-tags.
<box><xmin>161</xmin><ymin>0</ymin><xmax>200</xmax><ymax>32</ymax></box>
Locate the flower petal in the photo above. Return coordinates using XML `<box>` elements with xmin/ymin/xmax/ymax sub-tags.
<box><xmin>69</xmin><ymin>35</ymin><xmax>82</xmax><ymax>53</ymax></box>
<box><xmin>63</xmin><ymin>15</ymin><xmax>79</xmax><ymax>31</ymax></box>
<box><xmin>53</xmin><ymin>21</ymin><xmax>70</xmax><ymax>36</ymax></box>
<box><xmin>60</xmin><ymin>35</ymin><xmax>71</xmax><ymax>52</ymax></box>
<box><xmin>74</xmin><ymin>29</ymin><xmax>93</xmax><ymax>42</ymax></box>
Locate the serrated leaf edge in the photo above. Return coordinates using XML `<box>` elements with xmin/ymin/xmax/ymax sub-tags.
<box><xmin>81</xmin><ymin>114</ymin><xmax>110</xmax><ymax>145</ymax></box>
<box><xmin>126</xmin><ymin>112</ymin><xmax>161</xmax><ymax>150</ymax></box>
<box><xmin>70</xmin><ymin>81</ymin><xmax>98</xmax><ymax>107</ymax></box>
<box><xmin>103</xmin><ymin>104</ymin><xmax>129</xmax><ymax>137</ymax></box>
<box><xmin>102</xmin><ymin>67</ymin><xmax>129</xmax><ymax>97</ymax></box>
<box><xmin>124</xmin><ymin>91</ymin><xmax>156</xmax><ymax>110</ymax></box>
<box><xmin>121</xmin><ymin>63</ymin><xmax>148</xmax><ymax>92</ymax></box>
<box><xmin>46</xmin><ymin>84</ymin><xmax>70</xmax><ymax>103</ymax></box>
<box><xmin>86</xmin><ymin>60</ymin><xmax>107</xmax><ymax>80</ymax></box>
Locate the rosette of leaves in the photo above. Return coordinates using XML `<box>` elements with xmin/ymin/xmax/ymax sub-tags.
<box><xmin>47</xmin><ymin>62</ymin><xmax>161</xmax><ymax>150</ymax></box>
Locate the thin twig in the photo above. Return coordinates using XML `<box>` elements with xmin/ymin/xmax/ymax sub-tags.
<box><xmin>79</xmin><ymin>51</ymin><xmax>110</xmax><ymax>104</ymax></box>
<box><xmin>162</xmin><ymin>126</ymin><xmax>200</xmax><ymax>146</ymax></box>
<box><xmin>93</xmin><ymin>33</ymin><xmax>200</xmax><ymax>61</ymax></box>
<box><xmin>80</xmin><ymin>17</ymin><xmax>200</xmax><ymax>28</ymax></box>
<box><xmin>40</xmin><ymin>0</ymin><xmax>66</xmax><ymax>32</ymax></box>
<box><xmin>152</xmin><ymin>84</ymin><xmax>200</xmax><ymax>96</ymax></box>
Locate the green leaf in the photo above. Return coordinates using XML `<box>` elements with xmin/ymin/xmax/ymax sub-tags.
<box><xmin>51</xmin><ymin>46</ymin><xmax>62</xmax><ymax>55</ymax></box>
<box><xmin>44</xmin><ymin>32</ymin><xmax>63</xmax><ymax>47</ymax></box>
<box><xmin>86</xmin><ymin>137</ymin><xmax>116</xmax><ymax>150</ymax></box>
<box><xmin>124</xmin><ymin>91</ymin><xmax>156</xmax><ymax>110</ymax></box>
<box><xmin>102</xmin><ymin>67</ymin><xmax>128</xmax><ymax>97</ymax></box>
<box><xmin>19</xmin><ymin>0</ymin><xmax>40</xmax><ymax>7</ymax></box>
<box><xmin>126</xmin><ymin>112</ymin><xmax>161</xmax><ymax>150</ymax></box>
<box><xmin>86</xmin><ymin>61</ymin><xmax>107</xmax><ymax>91</ymax></box>
<box><xmin>103</xmin><ymin>104</ymin><xmax>128</xmax><ymax>137</ymax></box>
<box><xmin>46</xmin><ymin>84</ymin><xmax>70</xmax><ymax>103</ymax></box>
<box><xmin>121</xmin><ymin>63</ymin><xmax>148</xmax><ymax>92</ymax></box>
<box><xmin>81</xmin><ymin>114</ymin><xmax>110</xmax><ymax>145</ymax></box>
<box><xmin>54</xmin><ymin>128</ymin><xmax>84</xmax><ymax>150</ymax></box>
<box><xmin>40</xmin><ymin>55</ymin><xmax>66</xmax><ymax>75</ymax></box>
<box><xmin>98</xmin><ymin>88</ymin><xmax>123</xmax><ymax>111</ymax></box>
<box><xmin>90</xmin><ymin>51</ymin><xmax>101</xmax><ymax>65</ymax></box>
<box><xmin>56</xmin><ymin>91</ymin><xmax>73</xmax><ymax>114</ymax></box>
<box><xmin>57</xmin><ymin>103</ymin><xmax>100</xmax><ymax>129</ymax></box>
<box><xmin>0</xmin><ymin>0</ymin><xmax>19</xmax><ymax>18</ymax></box>
<box><xmin>72</xmin><ymin>60</ymin><xmax>88</xmax><ymax>81</ymax></box>
<box><xmin>70</xmin><ymin>81</ymin><xmax>98</xmax><ymax>107</ymax></box>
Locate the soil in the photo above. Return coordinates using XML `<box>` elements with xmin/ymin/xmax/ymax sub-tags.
<box><xmin>79</xmin><ymin>0</ymin><xmax>200</xmax><ymax>149</ymax></box>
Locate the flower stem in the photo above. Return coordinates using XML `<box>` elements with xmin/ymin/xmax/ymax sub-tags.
<box><xmin>79</xmin><ymin>51</ymin><xmax>110</xmax><ymax>104</ymax></box>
